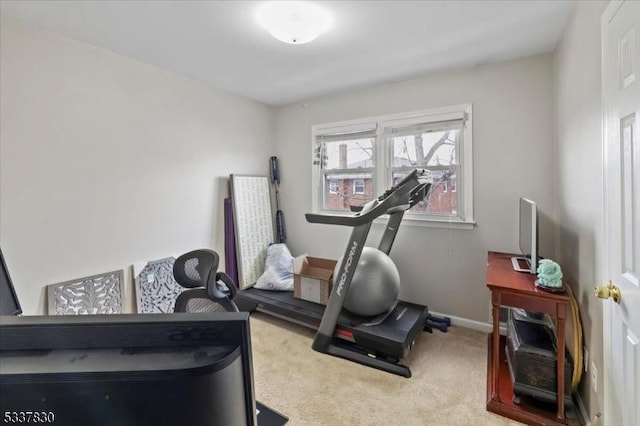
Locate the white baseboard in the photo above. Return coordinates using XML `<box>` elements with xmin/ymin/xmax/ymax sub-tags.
<box><xmin>574</xmin><ymin>392</ymin><xmax>592</xmax><ymax>426</ymax></box>
<box><xmin>430</xmin><ymin>311</ymin><xmax>507</xmax><ymax>334</ymax></box>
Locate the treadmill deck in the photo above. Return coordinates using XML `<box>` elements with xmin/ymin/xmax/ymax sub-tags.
<box><xmin>236</xmin><ymin>287</ymin><xmax>429</xmax><ymax>360</ymax></box>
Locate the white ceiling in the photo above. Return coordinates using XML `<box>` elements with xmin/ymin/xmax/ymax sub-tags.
<box><xmin>0</xmin><ymin>1</ymin><xmax>575</xmax><ymax>106</ymax></box>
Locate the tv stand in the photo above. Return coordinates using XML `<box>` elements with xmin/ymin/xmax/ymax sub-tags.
<box><xmin>510</xmin><ymin>256</ymin><xmax>532</xmax><ymax>273</ymax></box>
<box><xmin>487</xmin><ymin>251</ymin><xmax>571</xmax><ymax>425</ymax></box>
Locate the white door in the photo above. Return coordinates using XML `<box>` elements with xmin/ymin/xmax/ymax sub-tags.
<box><xmin>601</xmin><ymin>1</ymin><xmax>640</xmax><ymax>425</ymax></box>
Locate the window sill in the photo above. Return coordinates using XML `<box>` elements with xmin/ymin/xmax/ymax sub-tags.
<box><xmin>373</xmin><ymin>215</ymin><xmax>476</xmax><ymax>230</ymax></box>
<box><xmin>313</xmin><ymin>210</ymin><xmax>476</xmax><ymax>230</ymax></box>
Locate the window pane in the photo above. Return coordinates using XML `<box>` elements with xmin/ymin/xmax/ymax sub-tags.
<box><xmin>391</xmin><ymin>169</ymin><xmax>458</xmax><ymax>217</ymax></box>
<box><xmin>425</xmin><ymin>170</ymin><xmax>458</xmax><ymax>216</ymax></box>
<box><xmin>323</xmin><ymin>172</ymin><xmax>374</xmax><ymax>211</ymax></box>
<box><xmin>324</xmin><ymin>139</ymin><xmax>374</xmax><ymax>170</ymax></box>
<box><xmin>391</xmin><ymin>129</ymin><xmax>459</xmax><ymax>167</ymax></box>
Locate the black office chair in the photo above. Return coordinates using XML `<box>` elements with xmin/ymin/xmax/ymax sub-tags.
<box><xmin>173</xmin><ymin>249</ymin><xmax>239</xmax><ymax>313</ymax></box>
<box><xmin>173</xmin><ymin>249</ymin><xmax>289</xmax><ymax>424</ymax></box>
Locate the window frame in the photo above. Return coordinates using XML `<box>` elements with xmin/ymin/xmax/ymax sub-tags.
<box><xmin>312</xmin><ymin>104</ymin><xmax>474</xmax><ymax>229</ymax></box>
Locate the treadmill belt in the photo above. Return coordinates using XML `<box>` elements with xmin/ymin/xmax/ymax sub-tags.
<box><xmin>238</xmin><ymin>288</ymin><xmax>389</xmax><ymax>328</ymax></box>
<box><xmin>239</xmin><ymin>287</ymin><xmax>430</xmax><ymax>360</ymax></box>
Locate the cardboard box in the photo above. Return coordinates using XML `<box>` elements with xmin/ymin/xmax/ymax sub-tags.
<box><xmin>293</xmin><ymin>255</ymin><xmax>338</xmax><ymax>305</ymax></box>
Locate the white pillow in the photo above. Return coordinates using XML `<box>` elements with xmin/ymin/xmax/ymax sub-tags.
<box><xmin>254</xmin><ymin>243</ymin><xmax>294</xmax><ymax>291</ymax></box>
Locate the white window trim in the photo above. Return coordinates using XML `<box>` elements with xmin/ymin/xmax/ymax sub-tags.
<box><xmin>311</xmin><ymin>104</ymin><xmax>474</xmax><ymax>228</ymax></box>
<box><xmin>373</xmin><ymin>215</ymin><xmax>475</xmax><ymax>230</ymax></box>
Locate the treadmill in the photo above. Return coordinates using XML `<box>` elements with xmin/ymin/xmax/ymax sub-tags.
<box><xmin>236</xmin><ymin>169</ymin><xmax>446</xmax><ymax>377</ymax></box>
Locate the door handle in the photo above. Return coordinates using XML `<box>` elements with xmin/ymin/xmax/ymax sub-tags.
<box><xmin>594</xmin><ymin>280</ymin><xmax>621</xmax><ymax>304</ymax></box>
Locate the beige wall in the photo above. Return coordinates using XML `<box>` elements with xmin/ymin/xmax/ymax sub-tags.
<box><xmin>274</xmin><ymin>54</ymin><xmax>556</xmax><ymax>326</ymax></box>
<box><xmin>0</xmin><ymin>18</ymin><xmax>275</xmax><ymax>315</ymax></box>
<box><xmin>1</xmin><ymin>11</ymin><xmax>610</xmax><ymax>420</ymax></box>
<box><xmin>554</xmin><ymin>1</ymin><xmax>608</xmax><ymax>421</ymax></box>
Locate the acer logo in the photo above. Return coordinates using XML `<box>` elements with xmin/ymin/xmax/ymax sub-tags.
<box><xmin>168</xmin><ymin>327</ymin><xmax>221</xmax><ymax>341</ymax></box>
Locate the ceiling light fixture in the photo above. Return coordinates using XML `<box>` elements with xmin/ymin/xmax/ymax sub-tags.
<box><xmin>256</xmin><ymin>1</ymin><xmax>331</xmax><ymax>45</ymax></box>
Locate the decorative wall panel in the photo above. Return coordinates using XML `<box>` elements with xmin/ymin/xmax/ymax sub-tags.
<box><xmin>47</xmin><ymin>270</ymin><xmax>124</xmax><ymax>315</ymax></box>
<box><xmin>134</xmin><ymin>257</ymin><xmax>185</xmax><ymax>313</ymax></box>
<box><xmin>230</xmin><ymin>175</ymin><xmax>274</xmax><ymax>289</ymax></box>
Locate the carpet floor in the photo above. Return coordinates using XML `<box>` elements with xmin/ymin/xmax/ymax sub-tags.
<box><xmin>250</xmin><ymin>312</ymin><xmax>539</xmax><ymax>426</ymax></box>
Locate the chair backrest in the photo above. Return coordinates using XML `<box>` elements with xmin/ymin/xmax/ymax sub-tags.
<box><xmin>173</xmin><ymin>249</ymin><xmax>239</xmax><ymax>313</ymax></box>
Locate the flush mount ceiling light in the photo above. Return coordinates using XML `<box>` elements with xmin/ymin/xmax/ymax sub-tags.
<box><xmin>256</xmin><ymin>1</ymin><xmax>331</xmax><ymax>45</ymax></box>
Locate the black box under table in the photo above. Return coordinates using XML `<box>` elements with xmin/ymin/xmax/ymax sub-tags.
<box><xmin>505</xmin><ymin>309</ymin><xmax>573</xmax><ymax>407</ymax></box>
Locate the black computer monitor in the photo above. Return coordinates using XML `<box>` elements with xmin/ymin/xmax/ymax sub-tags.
<box><xmin>0</xmin><ymin>248</ymin><xmax>22</xmax><ymax>316</ymax></box>
<box><xmin>0</xmin><ymin>313</ymin><xmax>257</xmax><ymax>426</ymax></box>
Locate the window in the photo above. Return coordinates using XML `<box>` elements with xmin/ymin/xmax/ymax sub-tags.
<box><xmin>312</xmin><ymin>104</ymin><xmax>473</xmax><ymax>227</ymax></box>
<box><xmin>440</xmin><ymin>177</ymin><xmax>457</xmax><ymax>193</ymax></box>
<box><xmin>328</xmin><ymin>179</ymin><xmax>339</xmax><ymax>194</ymax></box>
<box><xmin>353</xmin><ymin>179</ymin><xmax>365</xmax><ymax>194</ymax></box>
<box><xmin>313</xmin><ymin>124</ymin><xmax>377</xmax><ymax>211</ymax></box>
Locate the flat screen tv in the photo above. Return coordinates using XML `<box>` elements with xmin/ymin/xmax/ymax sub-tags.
<box><xmin>0</xmin><ymin>313</ymin><xmax>257</xmax><ymax>426</ymax></box>
<box><xmin>0</xmin><ymin>248</ymin><xmax>22</xmax><ymax>316</ymax></box>
<box><xmin>511</xmin><ymin>197</ymin><xmax>538</xmax><ymax>274</ymax></box>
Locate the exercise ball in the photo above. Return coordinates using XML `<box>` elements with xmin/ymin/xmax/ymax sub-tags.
<box><xmin>333</xmin><ymin>247</ymin><xmax>400</xmax><ymax>317</ymax></box>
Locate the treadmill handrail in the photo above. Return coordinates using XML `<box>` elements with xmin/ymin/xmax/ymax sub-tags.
<box><xmin>305</xmin><ymin>169</ymin><xmax>432</xmax><ymax>227</ymax></box>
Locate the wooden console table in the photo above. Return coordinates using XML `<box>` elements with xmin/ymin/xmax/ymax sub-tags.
<box><xmin>486</xmin><ymin>251</ymin><xmax>571</xmax><ymax>425</ymax></box>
